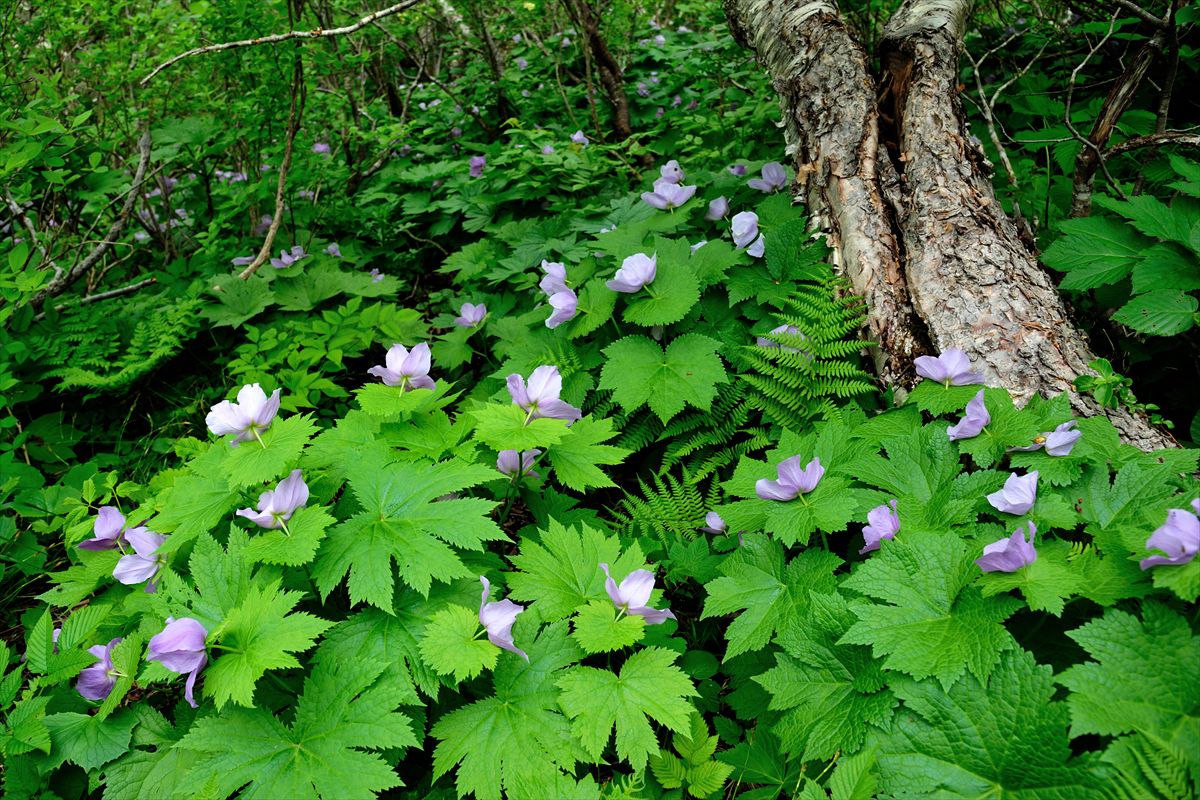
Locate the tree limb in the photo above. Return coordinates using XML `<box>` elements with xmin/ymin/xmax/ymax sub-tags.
<box><xmin>28</xmin><ymin>131</ymin><xmax>152</xmax><ymax>311</ymax></box>
<box><xmin>239</xmin><ymin>59</ymin><xmax>306</xmax><ymax>280</ymax></box>
<box><xmin>140</xmin><ymin>0</ymin><xmax>426</xmax><ymax>85</ymax></box>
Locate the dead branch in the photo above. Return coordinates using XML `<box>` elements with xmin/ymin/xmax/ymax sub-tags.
<box><xmin>140</xmin><ymin>0</ymin><xmax>426</xmax><ymax>85</ymax></box>
<box><xmin>239</xmin><ymin>59</ymin><xmax>306</xmax><ymax>280</ymax></box>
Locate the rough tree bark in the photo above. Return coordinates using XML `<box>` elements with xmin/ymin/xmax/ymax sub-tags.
<box><xmin>565</xmin><ymin>0</ymin><xmax>634</xmax><ymax>140</ymax></box>
<box><xmin>725</xmin><ymin>0</ymin><xmax>1174</xmax><ymax>451</ymax></box>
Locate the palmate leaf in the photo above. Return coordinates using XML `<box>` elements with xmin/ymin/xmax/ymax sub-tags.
<box><xmin>1042</xmin><ymin>216</ymin><xmax>1145</xmax><ymax>289</ymax></box>
<box><xmin>840</xmin><ymin>531</ymin><xmax>1020</xmax><ymax>688</ymax></box>
<box><xmin>1057</xmin><ymin>603</ymin><xmax>1200</xmax><ymax>754</ymax></box>
<box><xmin>41</xmin><ymin>711</ymin><xmax>137</xmax><ymax>771</ymax></box>
<box><xmin>177</xmin><ymin>657</ymin><xmax>417</xmax><ymax>800</ymax></box>
<box><xmin>557</xmin><ymin>646</ymin><xmax>699</xmax><ymax>771</ymax></box>
<box><xmin>419</xmin><ymin>604</ymin><xmax>499</xmax><ymax>681</ymax></box>
<box><xmin>571</xmin><ymin>600</ymin><xmax>645</xmax><ymax>654</ymax></box>
<box><xmin>432</xmin><ymin>623</ymin><xmax>584</xmax><ymax>800</ymax></box>
<box><xmin>312</xmin><ymin>455</ymin><xmax>504</xmax><ymax>609</ymax></box>
<box><xmin>222</xmin><ymin>414</ymin><xmax>318</xmax><ymax>489</ymax></box>
<box><xmin>204</xmin><ymin>580</ymin><xmax>332</xmax><ymax>709</ymax></box>
<box><xmin>1112</xmin><ymin>289</ymin><xmax>1198</xmax><ymax>336</ymax></box>
<box><xmin>547</xmin><ymin>415</ymin><xmax>629</xmax><ymax>491</ymax></box>
<box><xmin>471</xmin><ymin>402</ymin><xmax>570</xmax><ymax>451</ymax></box>
<box><xmin>702</xmin><ymin>536</ymin><xmax>841</xmax><ymax>659</ymax></box>
<box><xmin>976</xmin><ymin>539</ymin><xmax>1083</xmax><ymax>616</ymax></box>
<box><xmin>508</xmin><ymin>519</ymin><xmax>646</xmax><ymax>621</ymax></box>
<box><xmin>756</xmin><ymin>592</ymin><xmax>896</xmax><ymax>761</ymax></box>
<box><xmin>621</xmin><ymin>238</ymin><xmax>702</xmax><ymax>326</ymax></box>
<box><xmin>599</xmin><ymin>334</ymin><xmax>728</xmax><ymax>423</ymax></box>
<box><xmin>878</xmin><ymin>649</ymin><xmax>1106</xmax><ymax>799</ymax></box>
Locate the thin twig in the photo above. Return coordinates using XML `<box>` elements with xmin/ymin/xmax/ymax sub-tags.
<box><xmin>34</xmin><ymin>277</ymin><xmax>157</xmax><ymax>323</ymax></box>
<box><xmin>27</xmin><ymin>131</ymin><xmax>152</xmax><ymax>311</ymax></box>
<box><xmin>4</xmin><ymin>189</ymin><xmax>60</xmax><ymax>280</ymax></box>
<box><xmin>240</xmin><ymin>59</ymin><xmax>306</xmax><ymax>280</ymax></box>
<box><xmin>1105</xmin><ymin>132</ymin><xmax>1200</xmax><ymax>156</ymax></box>
<box><xmin>140</xmin><ymin>0</ymin><xmax>426</xmax><ymax>85</ymax></box>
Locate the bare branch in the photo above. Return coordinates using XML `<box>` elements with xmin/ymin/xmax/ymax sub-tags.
<box><xmin>239</xmin><ymin>60</ymin><xmax>306</xmax><ymax>280</ymax></box>
<box><xmin>140</xmin><ymin>0</ymin><xmax>426</xmax><ymax>85</ymax></box>
<box><xmin>4</xmin><ymin>189</ymin><xmax>61</xmax><ymax>281</ymax></box>
<box><xmin>27</xmin><ymin>131</ymin><xmax>152</xmax><ymax>311</ymax></box>
<box><xmin>1105</xmin><ymin>131</ymin><xmax>1200</xmax><ymax>156</ymax></box>
<box><xmin>1111</xmin><ymin>0</ymin><xmax>1166</xmax><ymax>28</ymax></box>
<box><xmin>34</xmin><ymin>277</ymin><xmax>157</xmax><ymax>323</ymax></box>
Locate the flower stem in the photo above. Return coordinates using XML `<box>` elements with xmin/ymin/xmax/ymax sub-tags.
<box><xmin>251</xmin><ymin>427</ymin><xmax>267</xmax><ymax>449</ymax></box>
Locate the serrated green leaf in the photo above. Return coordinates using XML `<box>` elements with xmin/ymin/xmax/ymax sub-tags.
<box><xmin>547</xmin><ymin>416</ymin><xmax>628</xmax><ymax>491</ymax></box>
<box><xmin>878</xmin><ymin>649</ymin><xmax>1105</xmax><ymax>799</ymax></box>
<box><xmin>622</xmin><ymin>239</ymin><xmax>702</xmax><ymax>326</ymax></box>
<box><xmin>204</xmin><ymin>581</ymin><xmax>332</xmax><ymax>709</ymax></box>
<box><xmin>600</xmin><ymin>333</ymin><xmax>728</xmax><ymax>423</ymax></box>
<box><xmin>702</xmin><ymin>537</ymin><xmax>841</xmax><ymax>659</ymax></box>
<box><xmin>570</xmin><ymin>599</ymin><xmax>646</xmax><ymax>653</ymax></box>
<box><xmin>242</xmin><ymin>504</ymin><xmax>334</xmax><ymax>566</ymax></box>
<box><xmin>508</xmin><ymin>519</ymin><xmax>646</xmax><ymax>621</ymax></box>
<box><xmin>840</xmin><ymin>531</ymin><xmax>1019</xmax><ymax>688</ymax></box>
<box><xmin>1112</xmin><ymin>289</ymin><xmax>1197</xmax><ymax>336</ymax></box>
<box><xmin>977</xmin><ymin>539</ymin><xmax>1082</xmax><ymax>615</ymax></box>
<box><xmin>557</xmin><ymin>646</ymin><xmax>699</xmax><ymax>771</ymax></box>
<box><xmin>43</xmin><ymin>711</ymin><xmax>136</xmax><ymax>771</ymax></box>
<box><xmin>432</xmin><ymin>623</ymin><xmax>583</xmax><ymax>800</ymax></box>
<box><xmin>178</xmin><ymin>657</ymin><xmax>416</xmax><ymax>799</ymax></box>
<box><xmin>222</xmin><ymin>415</ymin><xmax>318</xmax><ymax>489</ymax></box>
<box><xmin>907</xmin><ymin>380</ymin><xmax>986</xmax><ymax>416</ymax></box>
<box><xmin>471</xmin><ymin>403</ymin><xmax>570</xmax><ymax>451</ymax></box>
<box><xmin>1058</xmin><ymin>603</ymin><xmax>1200</xmax><ymax>752</ymax></box>
<box><xmin>312</xmin><ymin>457</ymin><xmax>504</xmax><ymax>608</ymax></box>
<box><xmin>419</xmin><ymin>605</ymin><xmax>500</xmax><ymax>681</ymax></box>
<box><xmin>1043</xmin><ymin>216</ymin><xmax>1145</xmax><ymax>288</ymax></box>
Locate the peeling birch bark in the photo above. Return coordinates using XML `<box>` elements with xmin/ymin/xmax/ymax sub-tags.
<box><xmin>725</xmin><ymin>0</ymin><xmax>926</xmax><ymax>389</ymax></box>
<box><xmin>726</xmin><ymin>0</ymin><xmax>1174</xmax><ymax>450</ymax></box>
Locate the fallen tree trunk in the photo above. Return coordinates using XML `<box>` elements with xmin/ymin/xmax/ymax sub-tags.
<box><xmin>725</xmin><ymin>0</ymin><xmax>1174</xmax><ymax>451</ymax></box>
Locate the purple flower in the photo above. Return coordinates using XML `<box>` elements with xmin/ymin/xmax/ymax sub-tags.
<box><xmin>546</xmin><ymin>289</ymin><xmax>578</xmax><ymax>328</ymax></box>
<box><xmin>253</xmin><ymin>214</ymin><xmax>273</xmax><ymax>235</ymax></box>
<box><xmin>690</xmin><ymin>240</ymin><xmax>708</xmax><ymax>253</ymax></box>
<box><xmin>1015</xmin><ymin>421</ymin><xmax>1082</xmax><ymax>456</ymax></box>
<box><xmin>672</xmin><ymin>95</ymin><xmax>682</xmax><ymax>107</ymax></box>
<box><xmin>947</xmin><ymin>389</ymin><xmax>990</xmax><ymax>441</ymax></box>
<box><xmin>731</xmin><ymin>211</ymin><xmax>760</xmax><ymax>249</ymax></box>
<box><xmin>539</xmin><ymin>260</ymin><xmax>568</xmax><ymax>295</ymax></box>
<box><xmin>146</xmin><ymin>617</ymin><xmax>208</xmax><ymax>708</ymax></box>
<box><xmin>517</xmin><ymin>57</ymin><xmax>528</xmax><ymax>70</ymax></box>
<box><xmin>231</xmin><ymin>255</ymin><xmax>254</xmax><ymax>267</ymax></box>
<box><xmin>206</xmin><ymin>384</ymin><xmax>282</xmax><ymax>446</ymax></box>
<box><xmin>506</xmin><ymin>365</ymin><xmax>582</xmax><ymax>424</ymax></box>
<box><xmin>497</xmin><ymin>448</ymin><xmax>541</xmax><ymax>478</ymax></box>
<box><xmin>859</xmin><ymin>500</ymin><xmax>900</xmax><ymax>555</ymax></box>
<box><xmin>542</xmin><ymin>144</ymin><xmax>555</xmax><ymax>155</ymax></box>
<box><xmin>599</xmin><ymin>564</ymin><xmax>676</xmax><ymax>624</ymax></box>
<box><xmin>729</xmin><ymin>164</ymin><xmax>747</xmax><ymax>177</ymax></box>
<box><xmin>455</xmin><ymin>302</ymin><xmax>487</xmax><ymax>328</ymax></box>
<box><xmin>700</xmin><ymin>512</ymin><xmax>726</xmax><ymax>534</ymax></box>
<box><xmin>512</xmin><ymin>33</ymin><xmax>522</xmax><ymax>43</ymax></box>
<box><xmin>756</xmin><ymin>324</ymin><xmax>808</xmax><ymax>355</ymax></box>
<box><xmin>653</xmin><ymin>34</ymin><xmax>666</xmax><ymax>46</ymax></box>
<box><xmin>1139</xmin><ymin>503</ymin><xmax>1200</xmax><ymax>569</ymax></box>
<box><xmin>77</xmin><ymin>637</ymin><xmax>122</xmax><ymax>701</ymax></box>
<box><xmin>79</xmin><ymin>506</ymin><xmax>129</xmax><ymax>551</ymax></box>
<box><xmin>637</xmin><ymin>82</ymin><xmax>651</xmax><ymax>97</ymax></box>
<box><xmin>270</xmin><ymin>245</ymin><xmax>307</xmax><ymax>269</ymax></box>
<box><xmin>368</xmin><ymin>342</ymin><xmax>436</xmax><ymax>390</ymax></box>
<box><xmin>479</xmin><ymin>576</ymin><xmax>527</xmax><ymax>660</ymax></box>
<box><xmin>706</xmin><ymin>196</ymin><xmax>729</xmax><ymax>221</ymax></box>
<box><xmin>641</xmin><ymin>179</ymin><xmax>696</xmax><ymax>210</ymax></box>
<box><xmin>756</xmin><ymin>456</ymin><xmax>824</xmax><ymax>501</ymax></box>
<box><xmin>561</xmin><ymin>36</ymin><xmax>572</xmax><ymax>48</ymax></box>
<box><xmin>113</xmin><ymin>528</ymin><xmax>167</xmax><ymax>592</ymax></box>
<box><xmin>747</xmin><ymin>162</ymin><xmax>787</xmax><ymax>192</ymax></box>
<box><xmin>469</xmin><ymin>156</ymin><xmax>486</xmax><ymax>178</ymax></box>
<box><xmin>976</xmin><ymin>522</ymin><xmax>1038</xmax><ymax>573</ymax></box>
<box><xmin>746</xmin><ymin>235</ymin><xmax>765</xmax><ymax>258</ymax></box>
<box><xmin>659</xmin><ymin>160</ymin><xmax>685</xmax><ymax>184</ymax></box>
<box><xmin>324</xmin><ymin>243</ymin><xmax>342</xmax><ymax>258</ymax></box>
<box><xmin>451</xmin><ymin>127</ymin><xmax>463</xmax><ymax>138</ymax></box>
<box><xmin>606</xmin><ymin>252</ymin><xmax>657</xmax><ymax>293</ymax></box>
<box><xmin>987</xmin><ymin>471</ymin><xmax>1038</xmax><ymax>516</ymax></box>
<box><xmin>312</xmin><ymin>142</ymin><xmax>331</xmax><ymax>155</ymax></box>
<box><xmin>914</xmin><ymin>348</ymin><xmax>983</xmax><ymax>386</ymax></box>
<box><xmin>571</xmin><ymin>130</ymin><xmax>589</xmax><ymax>146</ymax></box>
<box><xmin>236</xmin><ymin>469</ymin><xmax>308</xmax><ymax>531</ymax></box>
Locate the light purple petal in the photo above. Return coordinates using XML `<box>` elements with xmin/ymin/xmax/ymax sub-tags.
<box><xmin>615</xmin><ymin>569</ymin><xmax>656</xmax><ymax>609</ymax></box>
<box><xmin>147</xmin><ymin>618</ymin><xmax>207</xmax><ymax>674</ymax></box>
<box><xmin>976</xmin><ymin>523</ymin><xmax>1038</xmax><ymax>572</ymax></box>
<box><xmin>746</xmin><ymin>234</ymin><xmax>765</xmax><ymax>259</ymax></box>
<box><xmin>1139</xmin><ymin>508</ymin><xmax>1200</xmax><ymax>569</ymax></box>
<box><xmin>113</xmin><ymin>553</ymin><xmax>159</xmax><ymax>586</ymax></box>
<box><xmin>506</xmin><ymin>374</ymin><xmax>530</xmax><ymax>408</ymax></box>
<box><xmin>536</xmin><ymin>398</ymin><xmax>582</xmax><ymax>425</ymax></box>
<box><xmin>205</xmin><ymin>400</ymin><xmax>249</xmax><ymax>437</ymax></box>
<box><xmin>539</xmin><ymin>261</ymin><xmax>568</xmax><ymax>295</ymax></box>
<box><xmin>755</xmin><ymin>478</ymin><xmax>799</xmax><ymax>502</ymax></box>
<box><xmin>987</xmin><ymin>471</ymin><xmax>1038</xmax><ymax>515</ymax></box>
<box><xmin>1044</xmin><ymin>421</ymin><xmax>1081</xmax><ymax>456</ymax></box>
<box><xmin>702</xmin><ymin>511</ymin><xmax>726</xmax><ymax>534</ymax></box>
<box><xmin>860</xmin><ymin>500</ymin><xmax>900</xmax><ymax>555</ymax></box>
<box><xmin>546</xmin><ymin>289</ymin><xmax>578</xmax><ymax>328</ymax></box>
<box><xmin>947</xmin><ymin>389</ymin><xmax>990</xmax><ymax>441</ymax></box>
<box><xmin>731</xmin><ymin>211</ymin><xmax>759</xmax><ymax>249</ymax></box>
<box><xmin>914</xmin><ymin>348</ymin><xmax>982</xmax><ymax>386</ymax></box>
<box><xmin>272</xmin><ymin>470</ymin><xmax>309</xmax><ymax>516</ymax></box>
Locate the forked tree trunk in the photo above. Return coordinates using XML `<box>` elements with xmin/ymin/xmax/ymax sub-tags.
<box><xmin>725</xmin><ymin>0</ymin><xmax>1174</xmax><ymax>451</ymax></box>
